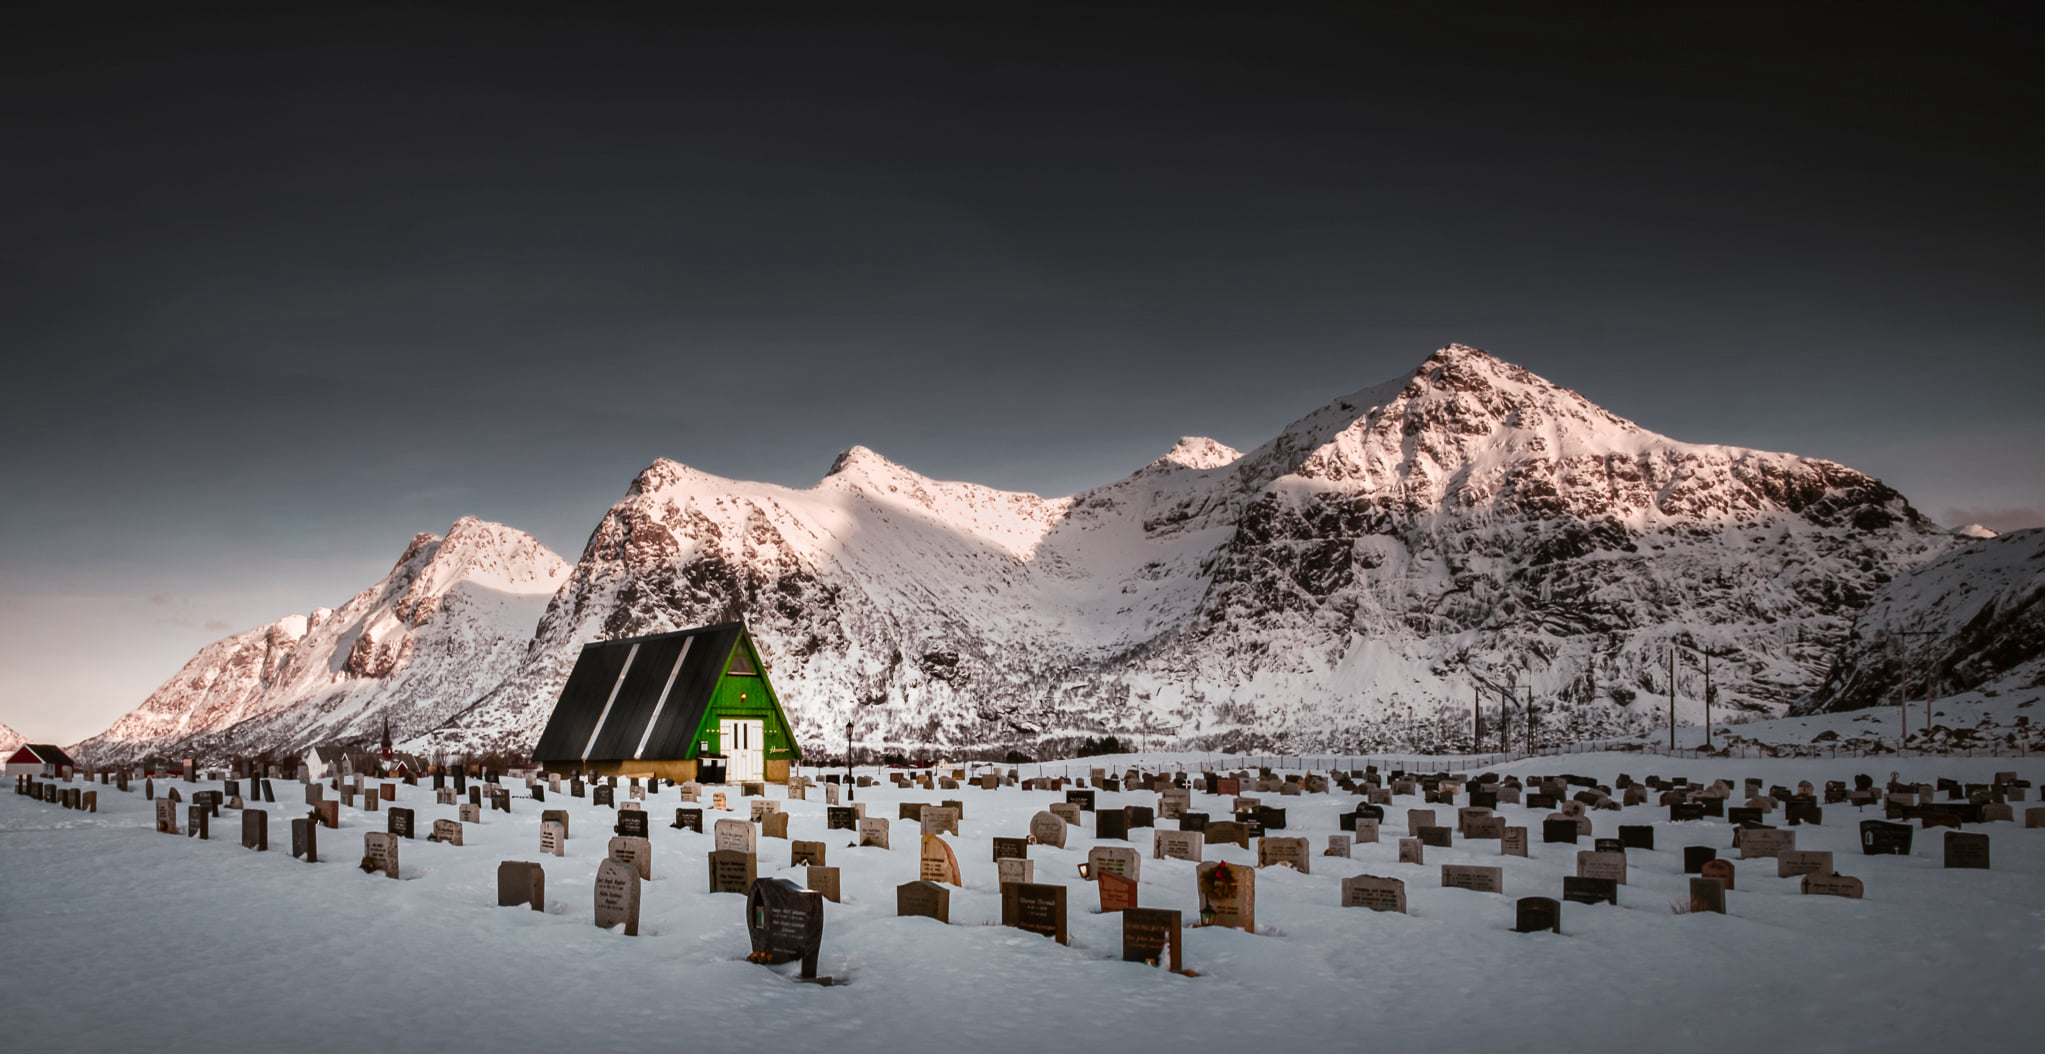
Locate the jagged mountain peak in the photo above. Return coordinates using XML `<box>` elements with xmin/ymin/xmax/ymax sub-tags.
<box><xmin>1152</xmin><ymin>436</ymin><xmax>1242</xmax><ymax>471</ymax></box>
<box><xmin>1954</xmin><ymin>523</ymin><xmax>2000</xmax><ymax>539</ymax></box>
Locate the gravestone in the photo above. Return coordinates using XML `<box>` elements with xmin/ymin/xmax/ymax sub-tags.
<box><xmin>1777</xmin><ymin>850</ymin><xmax>1833</xmax><ymax>879</ymax></box>
<box><xmin>593</xmin><ymin>858</ymin><xmax>640</xmax><ymax>935</ymax></box>
<box><xmin>241</xmin><ymin>809</ymin><xmax>268</xmax><ymax>851</ymax></box>
<box><xmin>1619</xmin><ymin>825</ymin><xmax>1654</xmax><ymax>851</ymax></box>
<box><xmin>1700</xmin><ymin>858</ymin><xmax>1736</xmax><ymax>890</ymax></box>
<box><xmin>992</xmin><ymin>836</ymin><xmax>1029</xmax><ymax>862</ymax></box>
<box><xmin>826</xmin><ymin>806</ymin><xmax>857</xmax><ymax>831</ymax></box>
<box><xmin>458</xmin><ymin>802</ymin><xmax>481</xmax><ymax>824</ymax></box>
<box><xmin>1123</xmin><ymin>907</ymin><xmax>1184</xmax><ymax>972</ymax></box>
<box><xmin>1196</xmin><ymin>861</ymin><xmax>1255</xmax><ymax>931</ymax></box>
<box><xmin>1050</xmin><ymin>802</ymin><xmax>1083</xmax><ymax>826</ymax></box>
<box><xmin>388</xmin><ymin>807</ymin><xmax>415</xmax><ymax>840</ymax></box>
<box><xmin>1398</xmin><ymin>838</ymin><xmax>1424</xmax><ymax>865</ymax></box>
<box><xmin>746</xmin><ymin>878</ymin><xmax>827</xmax><ymax>981</ymax></box>
<box><xmin>1515</xmin><ymin>896</ymin><xmax>1562</xmax><ymax>934</ymax></box>
<box><xmin>1576</xmin><ymin>850</ymin><xmax>1627</xmax><ymax>885</ymax></box>
<box><xmin>1407</xmin><ymin>808</ymin><xmax>1437</xmax><ymax>834</ymax></box>
<box><xmin>1802</xmin><ymin>873</ymin><xmax>1865</xmax><ymax>898</ymax></box>
<box><xmin>1353</xmin><ymin>818</ymin><xmax>1382</xmax><ymax>845</ymax></box>
<box><xmin>317</xmin><ymin>799</ymin><xmax>340</xmax><ymax>828</ymax></box>
<box><xmin>363</xmin><ymin>832</ymin><xmax>399</xmax><ymax>878</ymax></box>
<box><xmin>1325</xmin><ymin>834</ymin><xmax>1351</xmax><ymax>858</ymax></box>
<box><xmin>616</xmin><ymin>810</ymin><xmax>650</xmax><ymax>839</ymax></box>
<box><xmin>1180</xmin><ymin>812</ymin><xmax>1210</xmax><ymax>833</ymax></box>
<box><xmin>380</xmin><ymin>783</ymin><xmax>396</xmax><ymax>802</ymax></box>
<box><xmin>1082</xmin><ymin>845</ymin><xmax>1141</xmax><ymax>883</ymax></box>
<box><xmin>997</xmin><ymin>857</ymin><xmax>1034</xmax><ymax>886</ymax></box>
<box><xmin>188</xmin><ymin>805</ymin><xmax>209</xmax><ymax>840</ymax></box>
<box><xmin>1029</xmin><ymin>811</ymin><xmax>1067</xmax><ymax>848</ymax></box>
<box><xmin>792</xmin><ymin>840</ymin><xmax>827</xmax><ymax>867</ymax></box>
<box><xmin>761</xmin><ymin>812</ymin><xmax>790</xmax><ymax>840</ymax></box>
<box><xmin>1944</xmin><ymin>831</ymin><xmax>1990</xmax><ymax>869</ymax></box>
<box><xmin>1739</xmin><ymin>828</ymin><xmax>1796</xmax><ymax>860</ymax></box>
<box><xmin>497</xmin><ymin>861</ymin><xmax>545</xmax><ymax>910</ymax></box>
<box><xmin>1501</xmin><ymin>827</ymin><xmax>1528</xmax><ymax>858</ymax></box>
<box><xmin>920</xmin><ymin>834</ymin><xmax>963</xmax><ymax>885</ymax></box>
<box><xmin>435</xmin><ymin>787</ymin><xmax>454</xmax><ymax>806</ymax></box>
<box><xmin>1096</xmin><ymin>808</ymin><xmax>1130</xmax><ymax>841</ymax></box>
<box><xmin>1563</xmin><ymin>875</ymin><xmax>1618</xmax><ymax>905</ymax></box>
<box><xmin>1340</xmin><ymin>874</ymin><xmax>1406</xmax><ymax>913</ymax></box>
<box><xmin>593</xmin><ymin>785</ymin><xmax>614</xmax><ymax>808</ymax></box>
<box><xmin>857</xmin><ymin>817</ymin><xmax>890</xmax><ymax>850</ymax></box>
<box><xmin>540</xmin><ymin>821</ymin><xmax>565</xmax><ymax>857</ymax></box>
<box><xmin>1154</xmin><ymin>830</ymin><xmax>1204</xmax><ymax>862</ymax></box>
<box><xmin>708</xmin><ymin>849</ymin><xmax>758</xmax><ymax>893</ymax></box>
<box><xmin>430</xmin><ymin>819</ymin><xmax>463</xmax><ymax>845</ymax></box>
<box><xmin>1258</xmin><ymin>837</ymin><xmax>1311</xmax><ymax>873</ymax></box>
<box><xmin>1684</xmin><ymin>846</ymin><xmax>1718</xmax><ymax>873</ymax></box>
<box><xmin>751</xmin><ymin>799</ymin><xmax>780</xmax><ymax>822</ymax></box>
<box><xmin>807</xmin><ymin>865</ymin><xmax>841</xmax><ymax>903</ymax></box>
<box><xmin>715</xmin><ymin>818</ymin><xmax>757</xmax><ymax>854</ymax></box>
<box><xmin>1543</xmin><ymin>818</ymin><xmax>1579</xmax><ymax>844</ymax></box>
<box><xmin>897</xmin><ymin>879</ymin><xmax>951</xmax><ymax>923</ymax></box>
<box><xmin>920</xmin><ymin>805</ymin><xmax>960</xmax><ymax>837</ymax></box>
<box><xmin>1416</xmin><ymin>826</ymin><xmax>1453</xmax><ymax>849</ymax></box>
<box><xmin>1688</xmin><ymin>876</ymin><xmax>1726</xmax><ymax>914</ymax></box>
<box><xmin>1002</xmin><ymin>882</ymin><xmax>1069</xmax><ymax>944</ymax></box>
<box><xmin>1067</xmin><ymin>789</ymin><xmax>1095</xmax><ymax>812</ymax></box>
<box><xmin>1442</xmin><ymin>864</ymin><xmax>1504</xmax><ymax>894</ymax></box>
<box><xmin>1205</xmin><ymin>821</ymin><xmax>1250</xmax><ymax>850</ymax></box>
<box><xmin>291</xmin><ymin>817</ymin><xmax>318</xmax><ymax>862</ymax></box>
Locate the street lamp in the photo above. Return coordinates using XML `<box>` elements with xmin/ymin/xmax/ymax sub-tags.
<box><xmin>844</xmin><ymin>718</ymin><xmax>855</xmax><ymax>801</ymax></box>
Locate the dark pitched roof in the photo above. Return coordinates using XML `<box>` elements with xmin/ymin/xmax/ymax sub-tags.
<box><xmin>19</xmin><ymin>744</ymin><xmax>76</xmax><ymax>767</ymax></box>
<box><xmin>533</xmin><ymin>622</ymin><xmax>756</xmax><ymax>764</ymax></box>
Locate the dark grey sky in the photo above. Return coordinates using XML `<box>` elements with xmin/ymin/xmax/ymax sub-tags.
<box><xmin>4</xmin><ymin>3</ymin><xmax>2041</xmax><ymax>741</ymax></box>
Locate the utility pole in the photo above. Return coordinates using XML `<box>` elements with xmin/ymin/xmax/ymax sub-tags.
<box><xmin>1668</xmin><ymin>647</ymin><xmax>1678</xmax><ymax>751</ymax></box>
<box><xmin>1524</xmin><ymin>684</ymin><xmax>1533</xmax><ymax>755</ymax></box>
<box><xmin>1473</xmin><ymin>686</ymin><xmax>1481</xmax><ymax>753</ymax></box>
<box><xmin>1897</xmin><ymin>630</ymin><xmax>1936</xmax><ymax>748</ymax></box>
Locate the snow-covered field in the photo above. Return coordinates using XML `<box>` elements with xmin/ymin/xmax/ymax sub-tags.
<box><xmin>5</xmin><ymin>752</ymin><xmax>2040</xmax><ymax>1053</ymax></box>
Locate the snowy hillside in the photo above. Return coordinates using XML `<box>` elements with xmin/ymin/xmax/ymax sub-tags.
<box><xmin>70</xmin><ymin>518</ymin><xmax>570</xmax><ymax>763</ymax></box>
<box><xmin>1794</xmin><ymin>528</ymin><xmax>2045</xmax><ymax>716</ymax></box>
<box><xmin>420</xmin><ymin>345</ymin><xmax>1953</xmax><ymax>757</ymax></box>
<box><xmin>0</xmin><ymin>721</ymin><xmax>23</xmax><ymax>757</ymax></box>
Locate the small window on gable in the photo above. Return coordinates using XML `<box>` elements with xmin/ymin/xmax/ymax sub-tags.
<box><xmin>727</xmin><ymin>649</ymin><xmax>757</xmax><ymax>676</ymax></box>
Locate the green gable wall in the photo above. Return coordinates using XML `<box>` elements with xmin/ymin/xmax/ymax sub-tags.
<box><xmin>684</xmin><ymin>632</ymin><xmax>801</xmax><ymax>763</ymax></box>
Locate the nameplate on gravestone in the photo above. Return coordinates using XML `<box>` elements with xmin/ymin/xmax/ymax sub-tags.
<box><xmin>992</xmin><ymin>836</ymin><xmax>1029</xmax><ymax>862</ymax></box>
<box><xmin>1001</xmin><ymin>881</ymin><xmax>1069</xmax><ymax>943</ymax></box>
<box><xmin>1029</xmin><ymin>811</ymin><xmax>1067</xmax><ymax>848</ymax></box>
<box><xmin>1801</xmin><ymin>873</ymin><xmax>1865</xmax><ymax>898</ymax></box>
<box><xmin>242</xmin><ymin>809</ymin><xmax>268</xmax><ymax>851</ymax></box>
<box><xmin>1684</xmin><ymin>845</ymin><xmax>1717</xmax><ymax>873</ymax></box>
<box><xmin>363</xmin><ymin>832</ymin><xmax>399</xmax><ymax>878</ymax></box>
<box><xmin>1700</xmin><ymin>858</ymin><xmax>1736</xmax><ymax>890</ymax></box>
<box><xmin>800</xmin><ymin>864</ymin><xmax>840</xmax><ymax>904</ymax></box>
<box><xmin>1196</xmin><ymin>861</ymin><xmax>1254</xmax><ymax>930</ymax></box>
<box><xmin>1543</xmin><ymin>818</ymin><xmax>1579</xmax><ymax>844</ymax></box>
<box><xmin>1340</xmin><ymin>874</ymin><xmax>1406</xmax><ymax>913</ymax></box>
<box><xmin>1944</xmin><ymin>831</ymin><xmax>1990</xmax><ymax>869</ymax></box>
<box><xmin>591</xmin><ymin>857</ymin><xmax>640</xmax><ymax>935</ymax></box>
<box><xmin>857</xmin><ymin>817</ymin><xmax>890</xmax><ymax>849</ymax></box>
<box><xmin>1442</xmin><ymin>864</ymin><xmax>1503</xmax><ymax>894</ymax></box>
<box><xmin>609</xmin><ymin>835</ymin><xmax>653</xmax><ymax>879</ymax></box>
<box><xmin>1563</xmin><ymin>875</ymin><xmax>1618</xmax><ymax>906</ymax></box>
<box><xmin>707</xmin><ymin>848</ymin><xmax>758</xmax><ymax>893</ymax></box>
<box><xmin>1777</xmin><ymin>850</ymin><xmax>1833</xmax><ymax>878</ymax></box>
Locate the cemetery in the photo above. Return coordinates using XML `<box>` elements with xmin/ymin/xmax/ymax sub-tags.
<box><xmin>3</xmin><ymin>750</ymin><xmax>2041</xmax><ymax>1052</ymax></box>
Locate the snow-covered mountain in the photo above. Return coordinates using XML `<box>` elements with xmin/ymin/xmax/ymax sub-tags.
<box><xmin>419</xmin><ymin>344</ymin><xmax>1954</xmax><ymax>756</ymax></box>
<box><xmin>70</xmin><ymin>518</ymin><xmax>569</xmax><ymax>764</ymax></box>
<box><xmin>1794</xmin><ymin>527</ymin><xmax>2045</xmax><ymax>715</ymax></box>
<box><xmin>0</xmin><ymin>721</ymin><xmax>24</xmax><ymax>758</ymax></box>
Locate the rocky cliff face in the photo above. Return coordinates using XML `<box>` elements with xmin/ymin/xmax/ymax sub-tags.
<box><xmin>70</xmin><ymin>518</ymin><xmax>569</xmax><ymax>764</ymax></box>
<box><xmin>416</xmin><ymin>344</ymin><xmax>1954</xmax><ymax>757</ymax></box>
<box><xmin>1793</xmin><ymin>527</ymin><xmax>2045</xmax><ymax>715</ymax></box>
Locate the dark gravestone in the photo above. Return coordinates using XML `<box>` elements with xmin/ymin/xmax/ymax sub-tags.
<box><xmin>571</xmin><ymin>779</ymin><xmax>584</xmax><ymax>798</ymax></box>
<box><xmin>496</xmin><ymin>861</ymin><xmax>545</xmax><ymax>910</ymax></box>
<box><xmin>1944</xmin><ymin>831</ymin><xmax>1990</xmax><ymax>869</ymax></box>
<box><xmin>1417</xmin><ymin>826</ymin><xmax>1453</xmax><ymax>849</ymax></box>
<box><xmin>261</xmin><ymin>779</ymin><xmax>274</xmax><ymax>803</ymax></box>
<box><xmin>992</xmin><ymin>836</ymin><xmax>1029</xmax><ymax>862</ymax></box>
<box><xmin>1728</xmin><ymin>807</ymin><xmax>1763</xmax><ymax>826</ymax></box>
<box><xmin>616</xmin><ymin>811</ymin><xmax>649</xmax><ymax>839</ymax></box>
<box><xmin>1861</xmin><ymin>820</ymin><xmax>1914</xmax><ymax>856</ymax></box>
<box><xmin>1122</xmin><ymin>907</ymin><xmax>1184</xmax><ymax>972</ymax></box>
<box><xmin>593</xmin><ymin>785</ymin><xmax>615</xmax><ymax>808</ymax></box>
<box><xmin>826</xmin><ymin>806</ymin><xmax>858</xmax><ymax>831</ymax></box>
<box><xmin>388</xmin><ymin>807</ymin><xmax>415</xmax><ymax>840</ymax></box>
<box><xmin>672</xmin><ymin>808</ymin><xmax>704</xmax><ymax>833</ymax></box>
<box><xmin>1786</xmin><ymin>801</ymin><xmax>1822</xmax><ymax>826</ymax></box>
<box><xmin>241</xmin><ymin>809</ymin><xmax>268</xmax><ymax>851</ymax></box>
<box><xmin>1066</xmin><ymin>790</ymin><xmax>1095</xmax><ymax>813</ymax></box>
<box><xmin>1254</xmin><ymin>806</ymin><xmax>1288</xmax><ymax>831</ymax></box>
<box><xmin>1696</xmin><ymin>797</ymin><xmax>1724</xmax><ymax>818</ymax></box>
<box><xmin>1001</xmin><ymin>882</ymin><xmax>1069</xmax><ymax>945</ymax></box>
<box><xmin>1683</xmin><ymin>846</ymin><xmax>1718</xmax><ymax>873</ymax></box>
<box><xmin>291</xmin><ymin>817</ymin><xmax>318</xmax><ymax>862</ymax></box>
<box><xmin>188</xmin><ymin>805</ymin><xmax>209</xmax><ymax>840</ymax></box>
<box><xmin>1515</xmin><ymin>896</ymin><xmax>1562</xmax><ymax>934</ymax></box>
<box><xmin>1563</xmin><ymin>876</ymin><xmax>1618</xmax><ymax>905</ymax></box>
<box><xmin>469</xmin><ymin>787</ymin><xmax>483</xmax><ymax>807</ymax></box>
<box><xmin>1097</xmin><ymin>809</ymin><xmax>1130</xmax><ymax>841</ymax></box>
<box><xmin>1126</xmin><ymin>805</ymin><xmax>1155</xmax><ymax>829</ymax></box>
<box><xmin>791</xmin><ymin>840</ymin><xmax>827</xmax><ymax>867</ymax></box>
<box><xmin>1594</xmin><ymin>837</ymin><xmax>1625</xmax><ymax>854</ymax></box>
<box><xmin>1179</xmin><ymin>812</ymin><xmax>1209</xmax><ymax>833</ymax></box>
<box><xmin>1543</xmin><ymin>819</ymin><xmax>1580</xmax><ymax>844</ymax></box>
<box><xmin>896</xmin><ymin>879</ymin><xmax>951</xmax><ymax>923</ymax></box>
<box><xmin>747</xmin><ymin>878</ymin><xmax>827</xmax><ymax>982</ymax></box>
<box><xmin>531</xmin><ymin>784</ymin><xmax>544</xmax><ymax>802</ymax></box>
<box><xmin>1669</xmin><ymin>802</ymin><xmax>1705</xmax><ymax>822</ymax></box>
<box><xmin>1527</xmin><ymin>793</ymin><xmax>1557</xmax><ymax>811</ymax></box>
<box><xmin>225</xmin><ymin>780</ymin><xmax>241</xmax><ymax>801</ymax></box>
<box><xmin>708</xmin><ymin>850</ymin><xmax>758</xmax><ymax>894</ymax></box>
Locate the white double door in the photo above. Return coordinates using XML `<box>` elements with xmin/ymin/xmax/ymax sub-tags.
<box><xmin>719</xmin><ymin>719</ymin><xmax>765</xmax><ymax>783</ymax></box>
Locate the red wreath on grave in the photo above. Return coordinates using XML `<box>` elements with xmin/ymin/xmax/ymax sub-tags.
<box><xmin>1200</xmin><ymin>862</ymin><xmax>1239</xmax><ymax>901</ymax></box>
